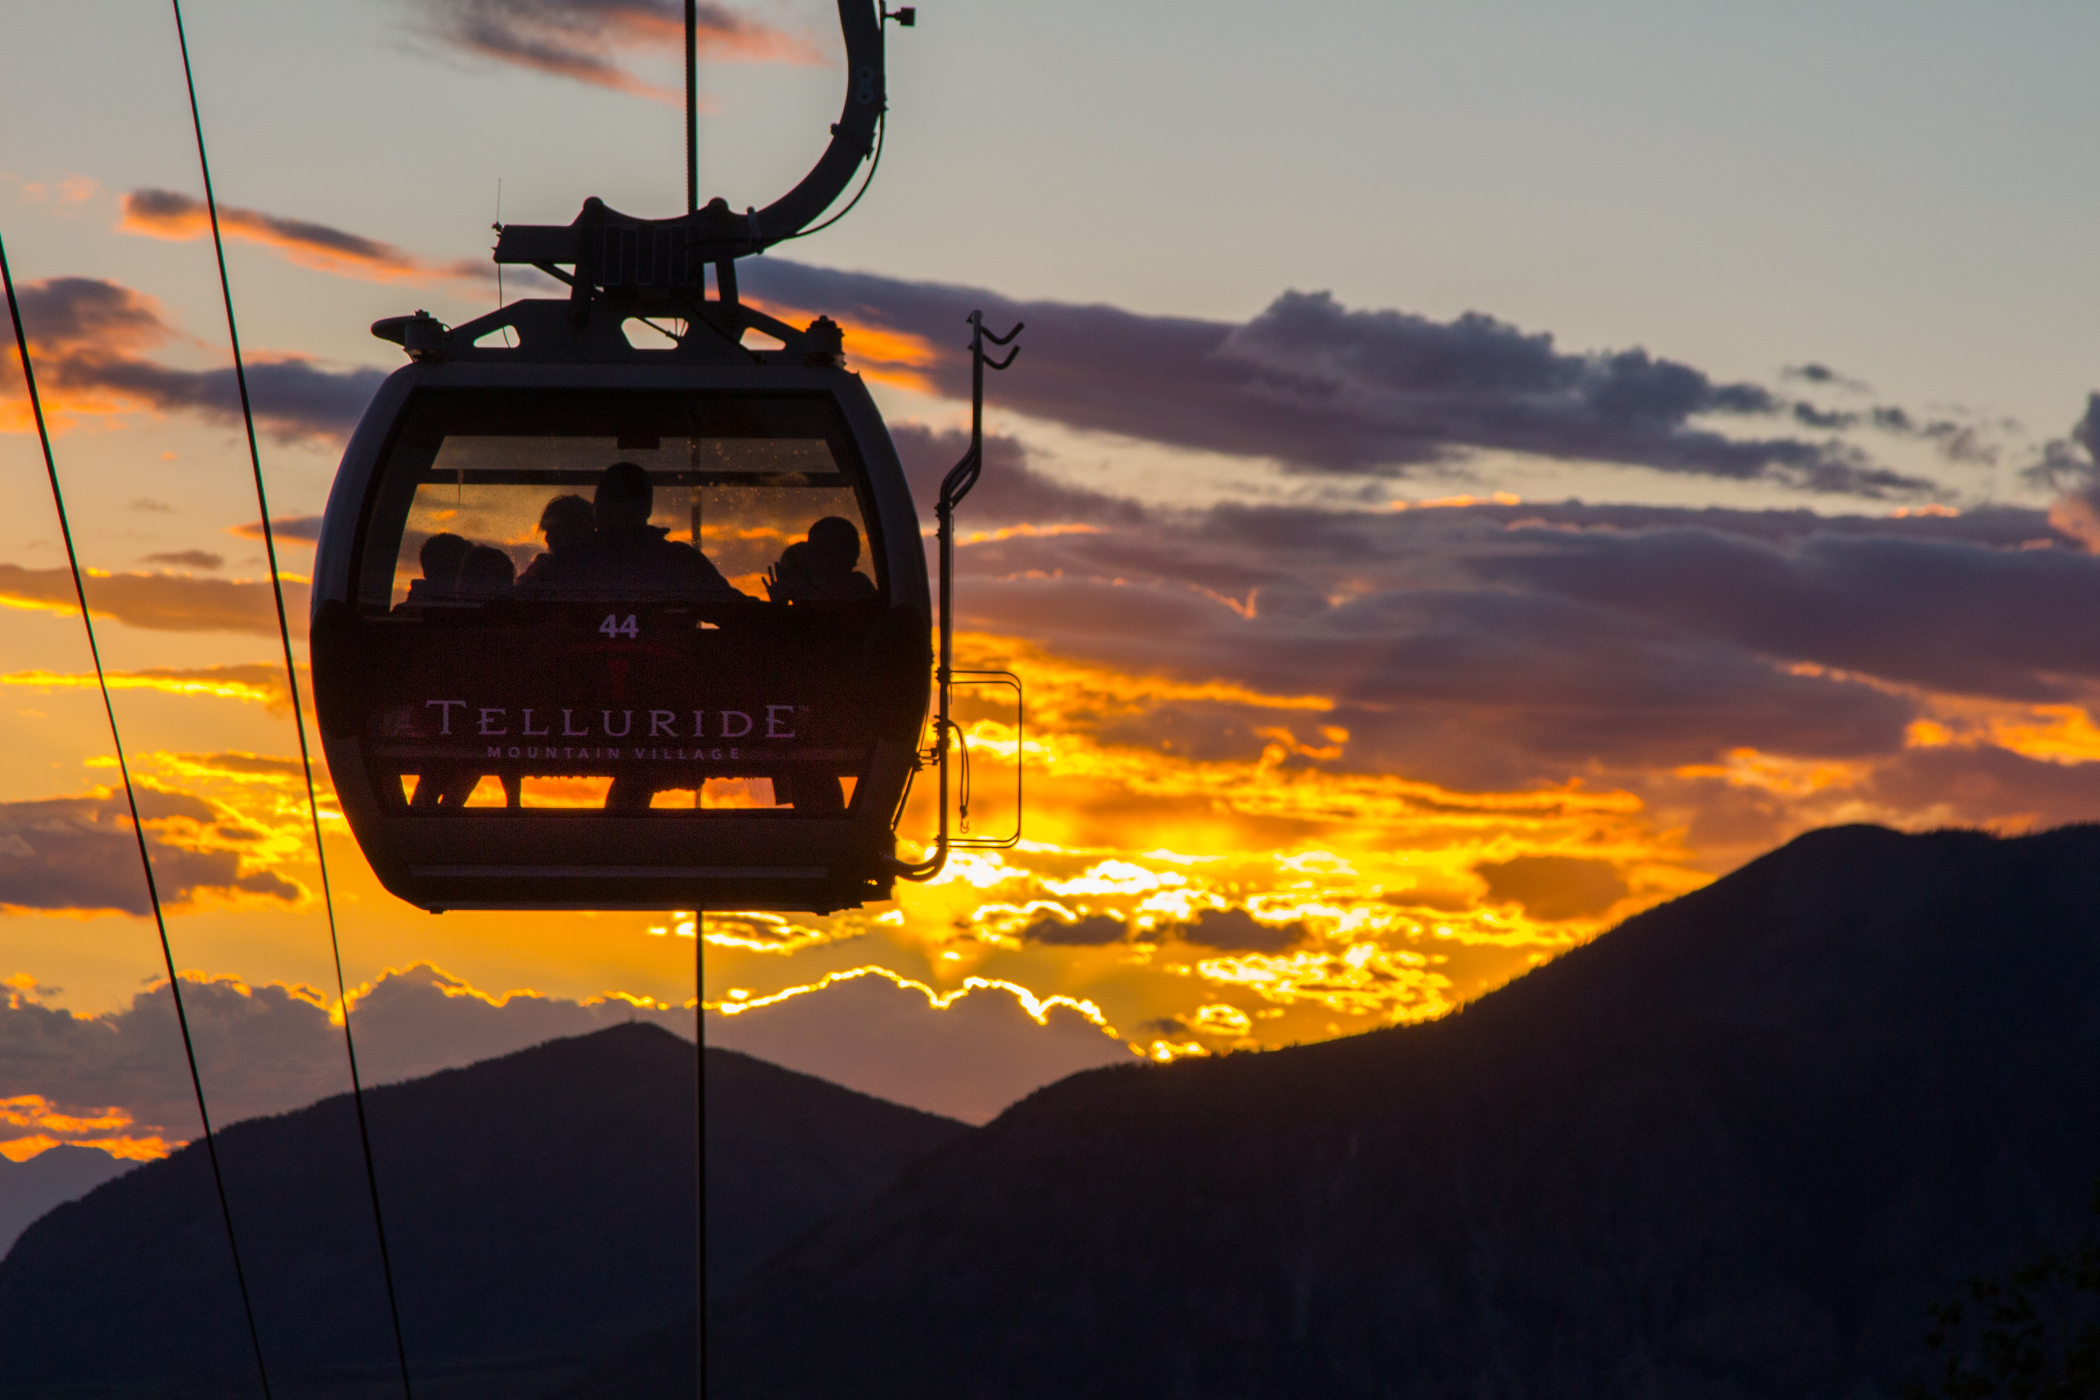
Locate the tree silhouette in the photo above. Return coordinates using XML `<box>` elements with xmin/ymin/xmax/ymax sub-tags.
<box><xmin>1909</xmin><ymin>1197</ymin><xmax>2100</xmax><ymax>1400</ymax></box>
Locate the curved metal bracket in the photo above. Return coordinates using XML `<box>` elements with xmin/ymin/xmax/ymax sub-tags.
<box><xmin>752</xmin><ymin>0</ymin><xmax>886</xmax><ymax>244</ymax></box>
<box><xmin>492</xmin><ymin>0</ymin><xmax>888</xmax><ymax>281</ymax></box>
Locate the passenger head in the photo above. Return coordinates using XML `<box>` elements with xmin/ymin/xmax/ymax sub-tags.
<box><xmin>419</xmin><ymin>532</ymin><xmax>472</xmax><ymax>587</ymax></box>
<box><xmin>458</xmin><ymin>544</ymin><xmax>516</xmax><ymax>596</ymax></box>
<box><xmin>539</xmin><ymin>494</ymin><xmax>594</xmax><ymax>553</ymax></box>
<box><xmin>595</xmin><ymin>462</ymin><xmax>654</xmax><ymax>532</ymax></box>
<box><xmin>807</xmin><ymin>516</ymin><xmax>861</xmax><ymax>569</ymax></box>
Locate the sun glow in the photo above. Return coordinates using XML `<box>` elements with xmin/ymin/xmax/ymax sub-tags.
<box><xmin>3</xmin><ymin>615</ymin><xmax>1710</xmax><ymax>1092</ymax></box>
<box><xmin>705</xmin><ymin>964</ymin><xmax>1123</xmax><ymax>1038</ymax></box>
<box><xmin>741</xmin><ymin>296</ymin><xmax>941</xmax><ymax>393</ymax></box>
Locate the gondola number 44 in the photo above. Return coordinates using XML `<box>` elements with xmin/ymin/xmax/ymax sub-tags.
<box><xmin>599</xmin><ymin>613</ymin><xmax>640</xmax><ymax>639</ymax></box>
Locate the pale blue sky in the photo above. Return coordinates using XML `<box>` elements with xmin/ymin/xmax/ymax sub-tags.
<box><xmin>4</xmin><ymin>0</ymin><xmax>2097</xmax><ymax>459</ymax></box>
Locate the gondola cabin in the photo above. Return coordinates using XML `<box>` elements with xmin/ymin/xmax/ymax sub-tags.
<box><xmin>308</xmin><ymin>0</ymin><xmax>1014</xmax><ymax>915</ymax></box>
<box><xmin>311</xmin><ymin>288</ymin><xmax>932</xmax><ymax>913</ymax></box>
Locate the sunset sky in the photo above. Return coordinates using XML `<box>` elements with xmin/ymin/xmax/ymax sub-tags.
<box><xmin>7</xmin><ymin>0</ymin><xmax>2100</xmax><ymax>1162</ymax></box>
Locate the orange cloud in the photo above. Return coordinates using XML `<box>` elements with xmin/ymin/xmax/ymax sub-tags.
<box><xmin>1392</xmin><ymin>491</ymin><xmax>1523</xmax><ymax>511</ymax></box>
<box><xmin>0</xmin><ymin>776</ymin><xmax>310</xmax><ymax>918</ymax></box>
<box><xmin>744</xmin><ymin>295</ymin><xmax>939</xmax><ymax>392</ymax></box>
<box><xmin>9</xmin><ymin>174</ymin><xmax>100</xmax><ymax>206</ymax></box>
<box><xmin>652</xmin><ymin>630</ymin><xmax>1695</xmax><ymax>1050</ymax></box>
<box><xmin>2</xmin><ymin>665</ymin><xmax>291</xmax><ymax>709</ymax></box>
<box><xmin>0</xmin><ymin>277</ymin><xmax>173</xmax><ymax>432</ymax></box>
<box><xmin>119</xmin><ymin>189</ymin><xmax>492</xmax><ymax>288</ymax></box>
<box><xmin>416</xmin><ymin>0</ymin><xmax>825</xmax><ymax>105</ymax></box>
<box><xmin>956</xmin><ymin>523</ymin><xmax>1105</xmax><ymax>547</ymax></box>
<box><xmin>1894</xmin><ymin>697</ymin><xmax>2100</xmax><ymax>768</ymax></box>
<box><xmin>147</xmin><ymin>750</ymin><xmax>315</xmax><ymax>788</ymax></box>
<box><xmin>1673</xmin><ymin>747</ymin><xmax>1873</xmax><ymax>796</ymax></box>
<box><xmin>0</xmin><ymin>565</ymin><xmax>303</xmax><ymax>636</ymax></box>
<box><xmin>1980</xmin><ymin>705</ymin><xmax>2100</xmax><ymax>765</ymax></box>
<box><xmin>956</xmin><ymin>632</ymin><xmax>1332</xmax><ymax>725</ymax></box>
<box><xmin>0</xmin><ymin>1095</ymin><xmax>176</xmax><ymax>1162</ymax></box>
<box><xmin>1</xmin><ymin>276</ymin><xmax>382</xmax><ymax>439</ymax></box>
<box><xmin>963</xmin><ymin>712</ymin><xmax>1640</xmax><ymax>835</ymax></box>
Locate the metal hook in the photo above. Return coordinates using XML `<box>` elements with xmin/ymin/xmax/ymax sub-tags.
<box><xmin>965</xmin><ymin>312</ymin><xmax>1022</xmax><ymax>368</ymax></box>
<box><xmin>894</xmin><ymin>307</ymin><xmax>1026</xmax><ymax>882</ymax></box>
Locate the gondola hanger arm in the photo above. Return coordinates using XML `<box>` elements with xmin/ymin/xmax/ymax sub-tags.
<box><xmin>750</xmin><ymin>0</ymin><xmax>887</xmax><ymax>244</ymax></box>
<box><xmin>491</xmin><ymin>0</ymin><xmax>892</xmax><ymax>276</ymax></box>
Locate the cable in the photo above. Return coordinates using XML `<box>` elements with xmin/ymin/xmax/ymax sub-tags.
<box><xmin>695</xmin><ymin>909</ymin><xmax>708</xmax><ymax>1396</ymax></box>
<box><xmin>777</xmin><ymin>112</ymin><xmax>886</xmax><ymax>243</ymax></box>
<box><xmin>2</xmin><ymin>231</ymin><xmax>274</xmax><ymax>1400</ymax></box>
<box><xmin>170</xmin><ymin>6</ymin><xmax>414</xmax><ymax>1396</ymax></box>
<box><xmin>686</xmin><ymin>0</ymin><xmax>699</xmax><ymax>214</ymax></box>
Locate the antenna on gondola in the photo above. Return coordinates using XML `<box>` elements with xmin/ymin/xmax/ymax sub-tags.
<box><xmin>685</xmin><ymin>0</ymin><xmax>699</xmax><ymax>217</ymax></box>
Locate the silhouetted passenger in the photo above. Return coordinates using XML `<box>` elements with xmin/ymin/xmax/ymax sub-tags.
<box><xmin>577</xmin><ymin>462</ymin><xmax>736</xmax><ymax>598</ymax></box>
<box><xmin>543</xmin><ymin>493</ymin><xmax>595</xmax><ymax>552</ymax></box>
<box><xmin>458</xmin><ymin>544</ymin><xmax>516</xmax><ymax>597</ymax></box>
<box><xmin>410</xmin><ymin>766</ymin><xmax>483</xmax><ymax>810</ymax></box>
<box><xmin>516</xmin><ymin>494</ymin><xmax>595</xmax><ymax>592</ymax></box>
<box><xmin>771</xmin><ymin>771</ymin><xmax>847</xmax><ymax>812</ymax></box>
<box><xmin>766</xmin><ymin>516</ymin><xmax>876</xmax><ymax>601</ymax></box>
<box><xmin>403</xmin><ymin>532</ymin><xmax>471</xmax><ymax>603</ymax></box>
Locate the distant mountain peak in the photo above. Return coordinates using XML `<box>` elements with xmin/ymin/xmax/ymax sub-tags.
<box><xmin>0</xmin><ymin>1024</ymin><xmax>966</xmax><ymax>1397</ymax></box>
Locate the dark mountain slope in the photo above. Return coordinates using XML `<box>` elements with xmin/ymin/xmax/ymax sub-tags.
<box><xmin>0</xmin><ymin>1142</ymin><xmax>131</xmax><ymax>1259</ymax></box>
<box><xmin>0</xmin><ymin>1026</ymin><xmax>966</xmax><ymax>1397</ymax></box>
<box><xmin>710</xmin><ymin>824</ymin><xmax>2100</xmax><ymax>1400</ymax></box>
<box><xmin>705</xmin><ymin>1041</ymin><xmax>968</xmax><ymax>1290</ymax></box>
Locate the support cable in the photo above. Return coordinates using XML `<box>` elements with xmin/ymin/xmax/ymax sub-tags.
<box><xmin>692</xmin><ymin>13</ymin><xmax>718</xmax><ymax>1393</ymax></box>
<box><xmin>695</xmin><ymin>909</ymin><xmax>708</xmax><ymax>1395</ymax></box>
<box><xmin>687</xmin><ymin>14</ymin><xmax>708</xmax><ymax>1391</ymax></box>
<box><xmin>2</xmin><ymin>232</ymin><xmax>274</xmax><ymax>1400</ymax></box>
<box><xmin>170</xmin><ymin>6</ymin><xmax>414</xmax><ymax>1396</ymax></box>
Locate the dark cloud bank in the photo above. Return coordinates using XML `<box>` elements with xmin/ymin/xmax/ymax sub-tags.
<box><xmin>7</xmin><ymin>276</ymin><xmax>383</xmax><ymax>441</ymax></box>
<box><xmin>13</xmin><ymin>258</ymin><xmax>1951</xmax><ymax>501</ymax></box>
<box><xmin>888</xmin><ymin>418</ymin><xmax>2100</xmax><ymax>839</ymax></box>
<box><xmin>747</xmin><ymin>262</ymin><xmax>1933</xmax><ymax>497</ymax></box>
<box><xmin>11</xmin><ymin>247</ymin><xmax>2095</xmax><ymax>848</ymax></box>
<box><xmin>0</xmin><ymin>790</ymin><xmax>298</xmax><ymax>918</ymax></box>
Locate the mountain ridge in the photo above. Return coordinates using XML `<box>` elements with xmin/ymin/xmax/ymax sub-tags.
<box><xmin>0</xmin><ymin>1025</ymin><xmax>967</xmax><ymax>1397</ymax></box>
<box><xmin>0</xmin><ymin>1142</ymin><xmax>132</xmax><ymax>1260</ymax></box>
<box><xmin>707</xmin><ymin>823</ymin><xmax>2100</xmax><ymax>1399</ymax></box>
